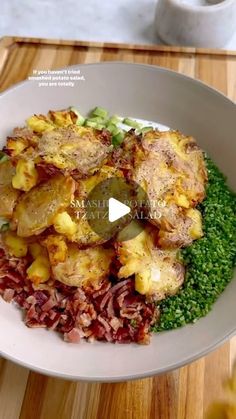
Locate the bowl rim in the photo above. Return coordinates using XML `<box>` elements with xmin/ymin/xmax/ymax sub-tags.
<box><xmin>169</xmin><ymin>0</ymin><xmax>235</xmax><ymax>13</ymax></box>
<box><xmin>0</xmin><ymin>61</ymin><xmax>235</xmax><ymax>381</ymax></box>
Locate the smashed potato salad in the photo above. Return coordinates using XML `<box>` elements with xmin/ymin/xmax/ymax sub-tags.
<box><xmin>0</xmin><ymin>106</ymin><xmax>213</xmax><ymax>344</ymax></box>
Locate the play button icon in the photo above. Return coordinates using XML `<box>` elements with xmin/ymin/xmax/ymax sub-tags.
<box><xmin>85</xmin><ymin>176</ymin><xmax>150</xmax><ymax>242</ymax></box>
<box><xmin>108</xmin><ymin>198</ymin><xmax>130</xmax><ymax>222</ymax></box>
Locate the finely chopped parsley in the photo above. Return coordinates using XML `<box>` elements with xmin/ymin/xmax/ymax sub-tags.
<box><xmin>154</xmin><ymin>157</ymin><xmax>236</xmax><ymax>331</ymax></box>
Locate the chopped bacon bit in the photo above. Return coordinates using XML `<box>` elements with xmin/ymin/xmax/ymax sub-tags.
<box><xmin>0</xmin><ymin>247</ymin><xmax>157</xmax><ymax>345</ymax></box>
<box><xmin>3</xmin><ymin>288</ymin><xmax>15</xmax><ymax>302</ymax></box>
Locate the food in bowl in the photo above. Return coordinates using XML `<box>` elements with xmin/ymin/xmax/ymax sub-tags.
<box><xmin>0</xmin><ymin>107</ymin><xmax>235</xmax><ymax>344</ymax></box>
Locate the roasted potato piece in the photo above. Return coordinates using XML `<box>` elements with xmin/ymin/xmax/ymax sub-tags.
<box><xmin>42</xmin><ymin>234</ymin><xmax>68</xmax><ymax>265</ymax></box>
<box><xmin>70</xmin><ymin>216</ymin><xmax>105</xmax><ymax>247</ymax></box>
<box><xmin>116</xmin><ymin>222</ymin><xmax>185</xmax><ymax>300</ymax></box>
<box><xmin>5</xmin><ymin>127</ymin><xmax>39</xmax><ymax>156</ymax></box>
<box><xmin>157</xmin><ymin>207</ymin><xmax>203</xmax><ymax>248</ymax></box>
<box><xmin>12</xmin><ymin>159</ymin><xmax>38</xmax><ymax>192</ymax></box>
<box><xmin>5</xmin><ymin>137</ymin><xmax>28</xmax><ymax>157</ymax></box>
<box><xmin>113</xmin><ymin>130</ymin><xmax>207</xmax><ymax>248</ymax></box>
<box><xmin>3</xmin><ymin>231</ymin><xmax>28</xmax><ymax>257</ymax></box>
<box><xmin>27</xmin><ymin>254</ymin><xmax>50</xmax><ymax>285</ymax></box>
<box><xmin>38</xmin><ymin>125</ymin><xmax>112</xmax><ymax>174</ymax></box>
<box><xmin>0</xmin><ymin>160</ymin><xmax>16</xmax><ymax>187</ymax></box>
<box><xmin>0</xmin><ymin>160</ymin><xmax>20</xmax><ymax>218</ymax></box>
<box><xmin>29</xmin><ymin>242</ymin><xmax>45</xmax><ymax>259</ymax></box>
<box><xmin>67</xmin><ymin>165</ymin><xmax>123</xmax><ymax>247</ymax></box>
<box><xmin>27</xmin><ymin>114</ymin><xmax>55</xmax><ymax>133</ymax></box>
<box><xmin>53</xmin><ymin>211</ymin><xmax>77</xmax><ymax>237</ymax></box>
<box><xmin>52</xmin><ymin>244</ymin><xmax>114</xmax><ymax>287</ymax></box>
<box><xmin>48</xmin><ymin>110</ymin><xmax>74</xmax><ymax>127</ymax></box>
<box><xmin>14</xmin><ymin>175</ymin><xmax>75</xmax><ymax>237</ymax></box>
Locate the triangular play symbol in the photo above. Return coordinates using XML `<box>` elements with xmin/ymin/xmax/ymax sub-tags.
<box><xmin>108</xmin><ymin>198</ymin><xmax>130</xmax><ymax>222</ymax></box>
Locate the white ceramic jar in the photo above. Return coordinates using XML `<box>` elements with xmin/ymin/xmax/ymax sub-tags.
<box><xmin>155</xmin><ymin>0</ymin><xmax>236</xmax><ymax>48</ymax></box>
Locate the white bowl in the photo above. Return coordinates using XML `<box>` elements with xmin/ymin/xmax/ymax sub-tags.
<box><xmin>155</xmin><ymin>0</ymin><xmax>236</xmax><ymax>48</ymax></box>
<box><xmin>0</xmin><ymin>62</ymin><xmax>235</xmax><ymax>381</ymax></box>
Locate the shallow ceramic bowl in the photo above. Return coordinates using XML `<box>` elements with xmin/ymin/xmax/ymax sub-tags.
<box><xmin>0</xmin><ymin>62</ymin><xmax>235</xmax><ymax>382</ymax></box>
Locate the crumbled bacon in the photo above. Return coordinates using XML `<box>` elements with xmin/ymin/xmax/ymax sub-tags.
<box><xmin>0</xmin><ymin>247</ymin><xmax>158</xmax><ymax>344</ymax></box>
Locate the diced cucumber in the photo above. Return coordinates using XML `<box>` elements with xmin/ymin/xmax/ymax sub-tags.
<box><xmin>123</xmin><ymin>118</ymin><xmax>141</xmax><ymax>129</ymax></box>
<box><xmin>70</xmin><ymin>107</ymin><xmax>85</xmax><ymax>126</ymax></box>
<box><xmin>112</xmin><ymin>131</ymin><xmax>125</xmax><ymax>147</ymax></box>
<box><xmin>88</xmin><ymin>116</ymin><xmax>106</xmax><ymax>124</ymax></box>
<box><xmin>91</xmin><ymin>107</ymin><xmax>108</xmax><ymax>119</ymax></box>
<box><xmin>95</xmin><ymin>124</ymin><xmax>105</xmax><ymax>130</ymax></box>
<box><xmin>106</xmin><ymin>124</ymin><xmax>120</xmax><ymax>135</ymax></box>
<box><xmin>140</xmin><ymin>126</ymin><xmax>153</xmax><ymax>134</ymax></box>
<box><xmin>108</xmin><ymin>115</ymin><xmax>122</xmax><ymax>125</ymax></box>
<box><xmin>85</xmin><ymin>120</ymin><xmax>105</xmax><ymax>130</ymax></box>
<box><xmin>85</xmin><ymin>120</ymin><xmax>98</xmax><ymax>128</ymax></box>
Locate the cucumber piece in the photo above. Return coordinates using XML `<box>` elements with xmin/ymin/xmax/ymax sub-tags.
<box><xmin>91</xmin><ymin>107</ymin><xmax>108</xmax><ymax>119</ymax></box>
<box><xmin>88</xmin><ymin>116</ymin><xmax>106</xmax><ymax>124</ymax></box>
<box><xmin>95</xmin><ymin>124</ymin><xmax>106</xmax><ymax>131</ymax></box>
<box><xmin>108</xmin><ymin>115</ymin><xmax>122</xmax><ymax>125</ymax></box>
<box><xmin>106</xmin><ymin>124</ymin><xmax>120</xmax><ymax>135</ymax></box>
<box><xmin>85</xmin><ymin>120</ymin><xmax>105</xmax><ymax>130</ymax></box>
<box><xmin>140</xmin><ymin>126</ymin><xmax>153</xmax><ymax>134</ymax></box>
<box><xmin>123</xmin><ymin>118</ymin><xmax>141</xmax><ymax>129</ymax></box>
<box><xmin>112</xmin><ymin>131</ymin><xmax>125</xmax><ymax>147</ymax></box>
<box><xmin>70</xmin><ymin>107</ymin><xmax>85</xmax><ymax>126</ymax></box>
<box><xmin>85</xmin><ymin>120</ymin><xmax>98</xmax><ymax>128</ymax></box>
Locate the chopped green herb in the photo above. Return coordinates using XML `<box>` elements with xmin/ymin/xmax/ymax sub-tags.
<box><xmin>153</xmin><ymin>157</ymin><xmax>236</xmax><ymax>331</ymax></box>
<box><xmin>130</xmin><ymin>319</ymin><xmax>137</xmax><ymax>327</ymax></box>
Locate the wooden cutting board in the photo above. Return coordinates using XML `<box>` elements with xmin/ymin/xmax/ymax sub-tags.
<box><xmin>0</xmin><ymin>37</ymin><xmax>236</xmax><ymax>419</ymax></box>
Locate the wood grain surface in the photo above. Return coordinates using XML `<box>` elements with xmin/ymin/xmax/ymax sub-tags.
<box><xmin>0</xmin><ymin>37</ymin><xmax>236</xmax><ymax>419</ymax></box>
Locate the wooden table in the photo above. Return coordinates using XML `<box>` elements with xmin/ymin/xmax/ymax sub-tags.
<box><xmin>0</xmin><ymin>37</ymin><xmax>236</xmax><ymax>419</ymax></box>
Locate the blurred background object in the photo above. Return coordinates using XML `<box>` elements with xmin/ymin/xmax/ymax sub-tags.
<box><xmin>1</xmin><ymin>0</ymin><xmax>236</xmax><ymax>49</ymax></box>
<box><xmin>155</xmin><ymin>0</ymin><xmax>236</xmax><ymax>48</ymax></box>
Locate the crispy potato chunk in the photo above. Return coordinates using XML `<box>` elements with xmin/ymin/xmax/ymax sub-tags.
<box><xmin>43</xmin><ymin>234</ymin><xmax>68</xmax><ymax>265</ymax></box>
<box><xmin>48</xmin><ymin>110</ymin><xmax>74</xmax><ymax>127</ymax></box>
<box><xmin>27</xmin><ymin>255</ymin><xmax>50</xmax><ymax>285</ymax></box>
<box><xmin>116</xmin><ymin>222</ymin><xmax>185</xmax><ymax>300</ymax></box>
<box><xmin>3</xmin><ymin>231</ymin><xmax>28</xmax><ymax>257</ymax></box>
<box><xmin>52</xmin><ymin>244</ymin><xmax>114</xmax><ymax>287</ymax></box>
<box><xmin>70</xmin><ymin>216</ymin><xmax>105</xmax><ymax>248</ymax></box>
<box><xmin>0</xmin><ymin>160</ymin><xmax>20</xmax><ymax>218</ymax></box>
<box><xmin>53</xmin><ymin>211</ymin><xmax>77</xmax><ymax>237</ymax></box>
<box><xmin>5</xmin><ymin>127</ymin><xmax>39</xmax><ymax>156</ymax></box>
<box><xmin>14</xmin><ymin>175</ymin><xmax>75</xmax><ymax>237</ymax></box>
<box><xmin>38</xmin><ymin>125</ymin><xmax>112</xmax><ymax>174</ymax></box>
<box><xmin>27</xmin><ymin>115</ymin><xmax>55</xmax><ymax>133</ymax></box>
<box><xmin>158</xmin><ymin>207</ymin><xmax>203</xmax><ymax>248</ymax></box>
<box><xmin>68</xmin><ymin>165</ymin><xmax>123</xmax><ymax>247</ymax></box>
<box><xmin>113</xmin><ymin>130</ymin><xmax>207</xmax><ymax>248</ymax></box>
<box><xmin>6</xmin><ymin>137</ymin><xmax>28</xmax><ymax>157</ymax></box>
<box><xmin>12</xmin><ymin>159</ymin><xmax>38</xmax><ymax>192</ymax></box>
<box><xmin>29</xmin><ymin>242</ymin><xmax>45</xmax><ymax>259</ymax></box>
